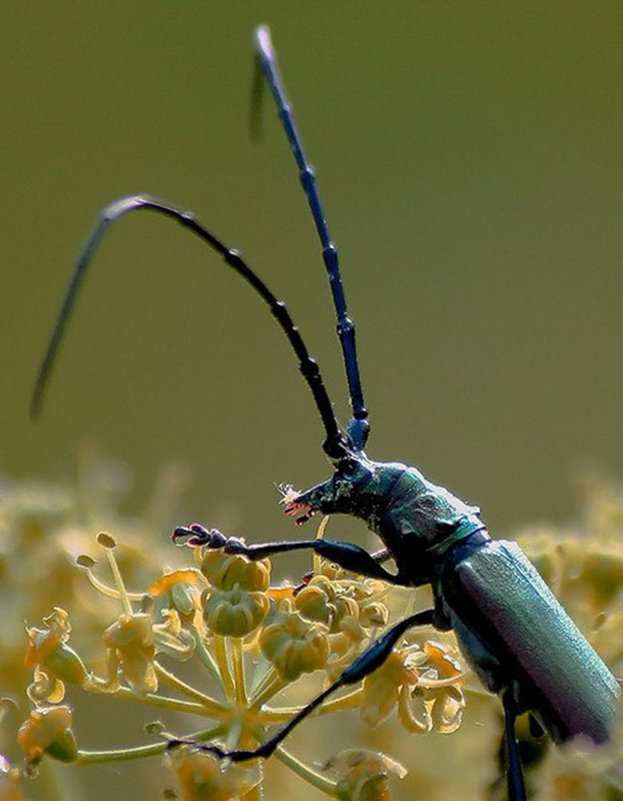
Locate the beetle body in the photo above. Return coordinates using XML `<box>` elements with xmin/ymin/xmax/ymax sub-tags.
<box><xmin>443</xmin><ymin>537</ymin><xmax>619</xmax><ymax>745</ymax></box>
<box><xmin>286</xmin><ymin>456</ymin><xmax>620</xmax><ymax>746</ymax></box>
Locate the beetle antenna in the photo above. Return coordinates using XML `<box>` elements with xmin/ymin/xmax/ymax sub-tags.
<box><xmin>254</xmin><ymin>26</ymin><xmax>369</xmax><ymax>451</ymax></box>
<box><xmin>249</xmin><ymin>49</ymin><xmax>265</xmax><ymax>143</ymax></box>
<box><xmin>30</xmin><ymin>194</ymin><xmax>348</xmax><ymax>461</ymax></box>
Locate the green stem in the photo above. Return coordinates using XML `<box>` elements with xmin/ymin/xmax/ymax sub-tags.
<box><xmin>231</xmin><ymin>638</ymin><xmax>247</xmax><ymax>707</ymax></box>
<box><xmin>89</xmin><ymin>683</ymin><xmax>213</xmax><ymax>716</ymax></box>
<box><xmin>155</xmin><ymin>661</ymin><xmax>227</xmax><ymax>713</ymax></box>
<box><xmin>248</xmin><ymin>670</ymin><xmax>285</xmax><ymax>709</ymax></box>
<box><xmin>192</xmin><ymin>628</ymin><xmax>222</xmax><ymax>684</ymax></box>
<box><xmin>274</xmin><ymin>746</ymin><xmax>336</xmax><ymax>796</ymax></box>
<box><xmin>312</xmin><ymin>516</ymin><xmax>330</xmax><ymax>577</ymax></box>
<box><xmin>76</xmin><ymin>741</ymin><xmax>169</xmax><ymax>764</ymax></box>
<box><xmin>214</xmin><ymin>636</ymin><xmax>236</xmax><ymax>700</ymax></box>
<box><xmin>261</xmin><ymin>686</ymin><xmax>362</xmax><ymax>723</ymax></box>
<box><xmin>76</xmin><ymin>723</ymin><xmax>227</xmax><ymax>765</ymax></box>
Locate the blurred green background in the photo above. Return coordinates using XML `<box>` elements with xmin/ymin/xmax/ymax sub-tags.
<box><xmin>4</xmin><ymin>2</ymin><xmax>623</xmax><ymax>536</ymax></box>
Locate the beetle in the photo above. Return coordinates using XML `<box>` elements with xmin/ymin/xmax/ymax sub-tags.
<box><xmin>31</xmin><ymin>25</ymin><xmax>619</xmax><ymax>801</ymax></box>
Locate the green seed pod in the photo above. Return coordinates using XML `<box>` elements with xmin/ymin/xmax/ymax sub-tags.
<box><xmin>203</xmin><ymin>586</ymin><xmax>269</xmax><ymax>637</ymax></box>
<box><xmin>200</xmin><ymin>549</ymin><xmax>270</xmax><ymax>592</ymax></box>
<box><xmin>45</xmin><ymin>643</ymin><xmax>88</xmax><ymax>686</ymax></box>
<box><xmin>260</xmin><ymin>609</ymin><xmax>329</xmax><ymax>681</ymax></box>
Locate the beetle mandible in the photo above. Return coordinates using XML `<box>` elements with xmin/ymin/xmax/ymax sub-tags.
<box><xmin>32</xmin><ymin>25</ymin><xmax>619</xmax><ymax>801</ymax></box>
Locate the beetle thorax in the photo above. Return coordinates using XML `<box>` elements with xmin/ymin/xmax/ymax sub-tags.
<box><xmin>286</xmin><ymin>456</ymin><xmax>484</xmax><ymax>570</ymax></box>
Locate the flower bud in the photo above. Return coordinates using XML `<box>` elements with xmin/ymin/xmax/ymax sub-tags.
<box><xmin>360</xmin><ymin>652</ymin><xmax>418</xmax><ymax>728</ymax></box>
<box><xmin>322</xmin><ymin>749</ymin><xmax>406</xmax><ymax>801</ymax></box>
<box><xmin>45</xmin><ymin>644</ymin><xmax>88</xmax><ymax>686</ymax></box>
<box><xmin>260</xmin><ymin>609</ymin><xmax>329</xmax><ymax>681</ymax></box>
<box><xmin>200</xmin><ymin>549</ymin><xmax>270</xmax><ymax>592</ymax></box>
<box><xmin>17</xmin><ymin>706</ymin><xmax>78</xmax><ymax>764</ymax></box>
<box><xmin>203</xmin><ymin>587</ymin><xmax>268</xmax><ymax>638</ymax></box>
<box><xmin>102</xmin><ymin>613</ymin><xmax>157</xmax><ymax>693</ymax></box>
<box><xmin>167</xmin><ymin>746</ymin><xmax>257</xmax><ymax>801</ymax></box>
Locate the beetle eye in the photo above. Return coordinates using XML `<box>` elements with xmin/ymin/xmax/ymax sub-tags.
<box><xmin>340</xmin><ymin>459</ymin><xmax>358</xmax><ymax>477</ymax></box>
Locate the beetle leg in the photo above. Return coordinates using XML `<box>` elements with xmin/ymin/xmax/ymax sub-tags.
<box><xmin>292</xmin><ymin>547</ymin><xmax>392</xmax><ymax>593</ymax></box>
<box><xmin>168</xmin><ymin>608</ymin><xmax>434</xmax><ymax>761</ymax></box>
<box><xmin>173</xmin><ymin>524</ymin><xmax>409</xmax><ymax>585</ymax></box>
<box><xmin>528</xmin><ymin>714</ymin><xmax>545</xmax><ymax>739</ymax></box>
<box><xmin>371</xmin><ymin>547</ymin><xmax>391</xmax><ymax>563</ymax></box>
<box><xmin>502</xmin><ymin>690</ymin><xmax>527</xmax><ymax>801</ymax></box>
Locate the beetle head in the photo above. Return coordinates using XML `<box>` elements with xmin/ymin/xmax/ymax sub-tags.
<box><xmin>283</xmin><ymin>453</ymin><xmax>403</xmax><ymax>527</ymax></box>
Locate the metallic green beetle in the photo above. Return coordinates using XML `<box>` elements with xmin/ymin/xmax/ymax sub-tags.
<box><xmin>32</xmin><ymin>26</ymin><xmax>619</xmax><ymax>801</ymax></box>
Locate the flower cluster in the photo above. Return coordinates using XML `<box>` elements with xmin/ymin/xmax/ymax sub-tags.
<box><xmin>14</xmin><ymin>519</ymin><xmax>465</xmax><ymax>800</ymax></box>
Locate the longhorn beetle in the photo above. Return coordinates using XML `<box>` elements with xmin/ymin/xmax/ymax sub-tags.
<box><xmin>32</xmin><ymin>25</ymin><xmax>619</xmax><ymax>801</ymax></box>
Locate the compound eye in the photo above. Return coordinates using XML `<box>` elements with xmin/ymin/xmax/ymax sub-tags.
<box><xmin>340</xmin><ymin>459</ymin><xmax>359</xmax><ymax>478</ymax></box>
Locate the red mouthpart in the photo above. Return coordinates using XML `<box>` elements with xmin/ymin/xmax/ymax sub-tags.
<box><xmin>283</xmin><ymin>497</ymin><xmax>314</xmax><ymax>526</ymax></box>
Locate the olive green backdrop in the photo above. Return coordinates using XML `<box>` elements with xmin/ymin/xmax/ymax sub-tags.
<box><xmin>4</xmin><ymin>2</ymin><xmax>623</xmax><ymax>548</ymax></box>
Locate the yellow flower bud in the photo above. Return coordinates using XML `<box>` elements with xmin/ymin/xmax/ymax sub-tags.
<box><xmin>430</xmin><ymin>684</ymin><xmax>464</xmax><ymax>734</ymax></box>
<box><xmin>25</xmin><ymin>610</ymin><xmax>87</xmax><ymax>702</ymax></box>
<box><xmin>149</xmin><ymin>569</ymin><xmax>205</xmax><ymax>619</ymax></box>
<box><xmin>359</xmin><ymin>602</ymin><xmax>389</xmax><ymax>630</ymax></box>
<box><xmin>260</xmin><ymin>608</ymin><xmax>329</xmax><ymax>681</ymax></box>
<box><xmin>17</xmin><ymin>706</ymin><xmax>77</xmax><ymax>765</ymax></box>
<box><xmin>25</xmin><ymin>608</ymin><xmax>73</xmax><ymax>670</ymax></box>
<box><xmin>322</xmin><ymin>749</ymin><xmax>406</xmax><ymax>801</ymax></box>
<box><xmin>422</xmin><ymin>641</ymin><xmax>462</xmax><ymax>679</ymax></box>
<box><xmin>24</xmin><ymin>628</ymin><xmax>62</xmax><ymax>671</ymax></box>
<box><xmin>200</xmin><ymin>549</ymin><xmax>270</xmax><ymax>591</ymax></box>
<box><xmin>102</xmin><ymin>613</ymin><xmax>157</xmax><ymax>693</ymax></box>
<box><xmin>294</xmin><ymin>583</ymin><xmax>332</xmax><ymax>624</ymax></box>
<box><xmin>360</xmin><ymin>652</ymin><xmax>418</xmax><ymax>728</ymax></box>
<box><xmin>295</xmin><ymin>576</ymin><xmax>363</xmax><ymax>636</ymax></box>
<box><xmin>168</xmin><ymin>746</ymin><xmax>256</xmax><ymax>801</ymax></box>
<box><xmin>27</xmin><ymin>665</ymin><xmax>65</xmax><ymax>705</ymax></box>
<box><xmin>203</xmin><ymin>586</ymin><xmax>268</xmax><ymax>637</ymax></box>
<box><xmin>396</xmin><ymin>641</ymin><xmax>465</xmax><ymax>735</ymax></box>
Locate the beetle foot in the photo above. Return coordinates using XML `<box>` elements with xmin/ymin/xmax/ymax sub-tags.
<box><xmin>171</xmin><ymin>524</ymin><xmax>227</xmax><ymax>548</ymax></box>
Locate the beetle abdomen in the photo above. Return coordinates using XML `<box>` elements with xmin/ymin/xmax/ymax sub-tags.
<box><xmin>443</xmin><ymin>539</ymin><xmax>619</xmax><ymax>744</ymax></box>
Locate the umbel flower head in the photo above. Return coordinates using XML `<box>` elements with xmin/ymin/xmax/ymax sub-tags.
<box><xmin>15</xmin><ymin>516</ymin><xmax>467</xmax><ymax>799</ymax></box>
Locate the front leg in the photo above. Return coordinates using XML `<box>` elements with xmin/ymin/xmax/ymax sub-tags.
<box><xmin>172</xmin><ymin>524</ymin><xmax>409</xmax><ymax>586</ymax></box>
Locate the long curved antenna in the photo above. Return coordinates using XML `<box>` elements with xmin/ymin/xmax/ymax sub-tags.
<box><xmin>30</xmin><ymin>194</ymin><xmax>348</xmax><ymax>461</ymax></box>
<box><xmin>254</xmin><ymin>26</ymin><xmax>369</xmax><ymax>451</ymax></box>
